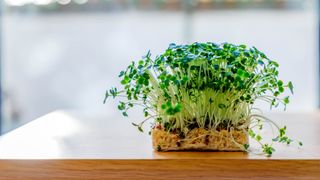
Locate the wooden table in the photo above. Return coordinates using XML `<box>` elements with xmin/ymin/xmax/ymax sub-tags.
<box><xmin>0</xmin><ymin>111</ymin><xmax>319</xmax><ymax>179</ymax></box>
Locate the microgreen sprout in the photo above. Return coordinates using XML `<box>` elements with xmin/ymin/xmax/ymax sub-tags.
<box><xmin>104</xmin><ymin>42</ymin><xmax>301</xmax><ymax>156</ymax></box>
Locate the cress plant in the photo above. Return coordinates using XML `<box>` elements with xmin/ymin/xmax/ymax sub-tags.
<box><xmin>104</xmin><ymin>42</ymin><xmax>301</xmax><ymax>156</ymax></box>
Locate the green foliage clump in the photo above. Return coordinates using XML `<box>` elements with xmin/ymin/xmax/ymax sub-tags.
<box><xmin>104</xmin><ymin>42</ymin><xmax>301</xmax><ymax>156</ymax></box>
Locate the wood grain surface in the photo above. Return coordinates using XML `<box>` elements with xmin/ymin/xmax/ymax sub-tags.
<box><xmin>0</xmin><ymin>111</ymin><xmax>319</xmax><ymax>179</ymax></box>
<box><xmin>0</xmin><ymin>159</ymin><xmax>319</xmax><ymax>180</ymax></box>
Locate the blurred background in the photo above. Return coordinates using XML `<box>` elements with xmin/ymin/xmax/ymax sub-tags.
<box><xmin>0</xmin><ymin>0</ymin><xmax>318</xmax><ymax>133</ymax></box>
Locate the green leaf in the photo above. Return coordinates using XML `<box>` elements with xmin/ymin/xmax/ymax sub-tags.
<box><xmin>120</xmin><ymin>79</ymin><xmax>127</xmax><ymax>85</ymax></box>
<box><xmin>122</xmin><ymin>112</ymin><xmax>128</xmax><ymax>117</ymax></box>
<box><xmin>286</xmin><ymin>139</ymin><xmax>293</xmax><ymax>145</ymax></box>
<box><xmin>239</xmin><ymin>44</ymin><xmax>246</xmax><ymax>48</ymax></box>
<box><xmin>132</xmin><ymin>123</ymin><xmax>143</xmax><ymax>132</ymax></box>
<box><xmin>262</xmin><ymin>144</ymin><xmax>275</xmax><ymax>156</ymax></box>
<box><xmin>272</xmin><ymin>61</ymin><xmax>279</xmax><ymax>67</ymax></box>
<box><xmin>243</xmin><ymin>72</ymin><xmax>250</xmax><ymax>78</ymax></box>
<box><xmin>243</xmin><ymin>144</ymin><xmax>249</xmax><ymax>150</ymax></box>
<box><xmin>121</xmin><ymin>76</ymin><xmax>130</xmax><ymax>85</ymax></box>
<box><xmin>169</xmin><ymin>43</ymin><xmax>176</xmax><ymax>49</ymax></box>
<box><xmin>218</xmin><ymin>103</ymin><xmax>226</xmax><ymax>109</ymax></box>
<box><xmin>279</xmin><ymin>126</ymin><xmax>286</xmax><ymax>137</ymax></box>
<box><xmin>117</xmin><ymin>102</ymin><xmax>126</xmax><ymax>110</ymax></box>
<box><xmin>137</xmin><ymin>77</ymin><xmax>145</xmax><ymax>84</ymax></box>
<box><xmin>248</xmin><ymin>129</ymin><xmax>256</xmax><ymax>138</ymax></box>
<box><xmin>138</xmin><ymin>126</ymin><xmax>143</xmax><ymax>132</ymax></box>
<box><xmin>258</xmin><ymin>60</ymin><xmax>264</xmax><ymax>65</ymax></box>
<box><xmin>109</xmin><ymin>87</ymin><xmax>118</xmax><ymax>98</ymax></box>
<box><xmin>256</xmin><ymin>135</ymin><xmax>262</xmax><ymax>141</ymax></box>
<box><xmin>236</xmin><ymin>69</ymin><xmax>244</xmax><ymax>76</ymax></box>
<box><xmin>175</xmin><ymin>103</ymin><xmax>183</xmax><ymax>112</ymax></box>
<box><xmin>103</xmin><ymin>90</ymin><xmax>109</xmax><ymax>104</ymax></box>
<box><xmin>166</xmin><ymin>101</ymin><xmax>172</xmax><ymax>107</ymax></box>
<box><xmin>283</xmin><ymin>96</ymin><xmax>290</xmax><ymax>104</ymax></box>
<box><xmin>118</xmin><ymin>71</ymin><xmax>125</xmax><ymax>77</ymax></box>
<box><xmin>278</xmin><ymin>86</ymin><xmax>284</xmax><ymax>93</ymax></box>
<box><xmin>288</xmin><ymin>81</ymin><xmax>294</xmax><ymax>94</ymax></box>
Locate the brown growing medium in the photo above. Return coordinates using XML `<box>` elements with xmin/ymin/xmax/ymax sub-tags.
<box><xmin>152</xmin><ymin>125</ymin><xmax>248</xmax><ymax>151</ymax></box>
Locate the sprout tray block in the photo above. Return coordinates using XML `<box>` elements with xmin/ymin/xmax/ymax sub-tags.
<box><xmin>152</xmin><ymin>126</ymin><xmax>248</xmax><ymax>151</ymax></box>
